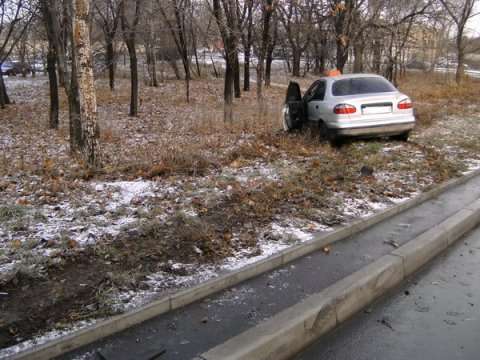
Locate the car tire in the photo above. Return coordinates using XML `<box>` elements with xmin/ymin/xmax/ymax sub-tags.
<box><xmin>391</xmin><ymin>131</ymin><xmax>410</xmax><ymax>142</ymax></box>
<box><xmin>282</xmin><ymin>105</ymin><xmax>302</xmax><ymax>132</ymax></box>
<box><xmin>319</xmin><ymin>122</ymin><xmax>344</xmax><ymax>147</ymax></box>
<box><xmin>318</xmin><ymin>121</ymin><xmax>335</xmax><ymax>141</ymax></box>
<box><xmin>282</xmin><ymin>105</ymin><xmax>293</xmax><ymax>132</ymax></box>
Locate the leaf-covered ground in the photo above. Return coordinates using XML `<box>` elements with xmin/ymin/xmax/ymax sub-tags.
<box><xmin>1</xmin><ymin>73</ymin><xmax>480</xmax><ymax>355</ymax></box>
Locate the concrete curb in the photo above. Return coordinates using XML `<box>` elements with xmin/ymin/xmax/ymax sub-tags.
<box><xmin>201</xmin><ymin>198</ymin><xmax>480</xmax><ymax>360</ymax></box>
<box><xmin>10</xmin><ymin>169</ymin><xmax>480</xmax><ymax>360</ymax></box>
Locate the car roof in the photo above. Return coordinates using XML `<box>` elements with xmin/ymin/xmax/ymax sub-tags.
<box><xmin>323</xmin><ymin>73</ymin><xmax>386</xmax><ymax>81</ymax></box>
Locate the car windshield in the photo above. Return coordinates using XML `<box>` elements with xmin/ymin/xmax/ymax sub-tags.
<box><xmin>332</xmin><ymin>77</ymin><xmax>396</xmax><ymax>96</ymax></box>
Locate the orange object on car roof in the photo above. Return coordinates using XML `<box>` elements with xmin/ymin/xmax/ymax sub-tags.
<box><xmin>326</xmin><ymin>69</ymin><xmax>342</xmax><ymax>77</ymax></box>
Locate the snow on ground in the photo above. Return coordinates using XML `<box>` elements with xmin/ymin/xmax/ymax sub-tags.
<box><xmin>463</xmin><ymin>159</ymin><xmax>480</xmax><ymax>174</ymax></box>
<box><xmin>226</xmin><ymin>162</ymin><xmax>281</xmax><ymax>183</ymax></box>
<box><xmin>111</xmin><ymin>215</ymin><xmax>332</xmax><ymax>311</ymax></box>
<box><xmin>0</xmin><ymin>179</ymin><xmax>180</xmax><ymax>284</ymax></box>
<box><xmin>0</xmin><ymin>177</ymin><xmax>420</xmax><ymax>356</ymax></box>
<box><xmin>0</xmin><ymin>153</ymin><xmax>434</xmax><ymax>305</ymax></box>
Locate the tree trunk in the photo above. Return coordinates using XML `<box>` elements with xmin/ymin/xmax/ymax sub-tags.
<box><xmin>372</xmin><ymin>40</ymin><xmax>382</xmax><ymax>74</ymax></box>
<box><xmin>191</xmin><ymin>19</ymin><xmax>201</xmax><ymax>77</ymax></box>
<box><xmin>456</xmin><ymin>35</ymin><xmax>465</xmax><ymax>84</ymax></box>
<box><xmin>65</xmin><ymin>1</ymin><xmax>83</xmax><ymax>152</ymax></box>
<box><xmin>210</xmin><ymin>54</ymin><xmax>219</xmax><ymax>78</ymax></box>
<box><xmin>0</xmin><ymin>74</ymin><xmax>11</xmax><ymax>108</ymax></box>
<box><xmin>256</xmin><ymin>0</ymin><xmax>273</xmax><ymax>107</ymax></box>
<box><xmin>146</xmin><ymin>44</ymin><xmax>158</xmax><ymax>87</ymax></box>
<box><xmin>243</xmin><ymin>47</ymin><xmax>250</xmax><ymax>91</ymax></box>
<box><xmin>265</xmin><ymin>48</ymin><xmax>273</xmax><ymax>86</ymax></box>
<box><xmin>224</xmin><ymin>55</ymin><xmax>234</xmax><ymax>122</ymax></box>
<box><xmin>283</xmin><ymin>46</ymin><xmax>291</xmax><ymax>73</ymax></box>
<box><xmin>353</xmin><ymin>40</ymin><xmax>364</xmax><ymax>73</ymax></box>
<box><xmin>292</xmin><ymin>50</ymin><xmax>301</xmax><ymax>77</ymax></box>
<box><xmin>243</xmin><ymin>4</ymin><xmax>253</xmax><ymax>92</ymax></box>
<box><xmin>185</xmin><ymin>62</ymin><xmax>191</xmax><ymax>103</ymax></box>
<box><xmin>106</xmin><ymin>40</ymin><xmax>116</xmax><ymax>91</ymax></box>
<box><xmin>169</xmin><ymin>58</ymin><xmax>182</xmax><ymax>80</ymax></box>
<box><xmin>256</xmin><ymin>59</ymin><xmax>264</xmax><ymax>107</ymax></box>
<box><xmin>313</xmin><ymin>40</ymin><xmax>321</xmax><ymax>74</ymax></box>
<box><xmin>234</xmin><ymin>51</ymin><xmax>241</xmax><ymax>98</ymax></box>
<box><xmin>193</xmin><ymin>46</ymin><xmax>201</xmax><ymax>77</ymax></box>
<box><xmin>304</xmin><ymin>50</ymin><xmax>310</xmax><ymax>76</ymax></box>
<box><xmin>68</xmin><ymin>77</ymin><xmax>83</xmax><ymax>151</ymax></box>
<box><xmin>126</xmin><ymin>38</ymin><xmax>139</xmax><ymax>116</ymax></box>
<box><xmin>336</xmin><ymin>41</ymin><xmax>349</xmax><ymax>72</ymax></box>
<box><xmin>47</xmin><ymin>44</ymin><xmax>59</xmax><ymax>129</ymax></box>
<box><xmin>73</xmin><ymin>0</ymin><xmax>100</xmax><ymax>167</ymax></box>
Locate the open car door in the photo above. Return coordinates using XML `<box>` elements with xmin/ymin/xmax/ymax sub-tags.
<box><xmin>282</xmin><ymin>81</ymin><xmax>304</xmax><ymax>131</ymax></box>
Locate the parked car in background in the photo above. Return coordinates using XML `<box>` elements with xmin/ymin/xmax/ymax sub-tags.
<box><xmin>0</xmin><ymin>61</ymin><xmax>32</xmax><ymax>76</ymax></box>
<box><xmin>406</xmin><ymin>60</ymin><xmax>429</xmax><ymax>70</ymax></box>
<box><xmin>32</xmin><ymin>61</ymin><xmax>45</xmax><ymax>73</ymax></box>
<box><xmin>1</xmin><ymin>61</ymin><xmax>15</xmax><ymax>75</ymax></box>
<box><xmin>283</xmin><ymin>74</ymin><xmax>416</xmax><ymax>145</ymax></box>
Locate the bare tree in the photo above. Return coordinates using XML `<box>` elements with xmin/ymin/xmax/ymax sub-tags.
<box><xmin>120</xmin><ymin>0</ymin><xmax>142</xmax><ymax>116</ymax></box>
<box><xmin>94</xmin><ymin>0</ymin><xmax>121</xmax><ymax>91</ymax></box>
<box><xmin>143</xmin><ymin>0</ymin><xmax>158</xmax><ymax>87</ymax></box>
<box><xmin>279</xmin><ymin>0</ymin><xmax>314</xmax><ymax>77</ymax></box>
<box><xmin>255</xmin><ymin>0</ymin><xmax>274</xmax><ymax>105</ymax></box>
<box><xmin>39</xmin><ymin>0</ymin><xmax>59</xmax><ymax>128</ymax></box>
<box><xmin>158</xmin><ymin>0</ymin><xmax>193</xmax><ymax>102</ymax></box>
<box><xmin>265</xmin><ymin>8</ymin><xmax>278</xmax><ymax>87</ymax></box>
<box><xmin>312</xmin><ymin>2</ymin><xmax>330</xmax><ymax>74</ymax></box>
<box><xmin>211</xmin><ymin>0</ymin><xmax>239</xmax><ymax>122</ymax></box>
<box><xmin>40</xmin><ymin>0</ymin><xmax>85</xmax><ymax>147</ymax></box>
<box><xmin>439</xmin><ymin>0</ymin><xmax>477</xmax><ymax>83</ymax></box>
<box><xmin>72</xmin><ymin>0</ymin><xmax>100</xmax><ymax>167</ymax></box>
<box><xmin>238</xmin><ymin>0</ymin><xmax>255</xmax><ymax>91</ymax></box>
<box><xmin>0</xmin><ymin>0</ymin><xmax>36</xmax><ymax>108</ymax></box>
<box><xmin>328</xmin><ymin>0</ymin><xmax>366</xmax><ymax>73</ymax></box>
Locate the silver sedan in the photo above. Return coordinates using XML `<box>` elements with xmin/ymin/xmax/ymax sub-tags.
<box><xmin>283</xmin><ymin>74</ymin><xmax>416</xmax><ymax>144</ymax></box>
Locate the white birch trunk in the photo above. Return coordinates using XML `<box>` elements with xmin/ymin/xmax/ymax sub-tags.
<box><xmin>73</xmin><ymin>0</ymin><xmax>100</xmax><ymax>167</ymax></box>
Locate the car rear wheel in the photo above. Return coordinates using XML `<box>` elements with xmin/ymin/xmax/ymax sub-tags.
<box><xmin>319</xmin><ymin>121</ymin><xmax>343</xmax><ymax>146</ymax></box>
<box><xmin>391</xmin><ymin>131</ymin><xmax>410</xmax><ymax>142</ymax></box>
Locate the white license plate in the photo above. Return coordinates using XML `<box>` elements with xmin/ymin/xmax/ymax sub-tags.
<box><xmin>362</xmin><ymin>106</ymin><xmax>392</xmax><ymax>115</ymax></box>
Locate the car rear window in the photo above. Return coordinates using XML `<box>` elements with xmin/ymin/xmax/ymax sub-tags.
<box><xmin>332</xmin><ymin>77</ymin><xmax>396</xmax><ymax>96</ymax></box>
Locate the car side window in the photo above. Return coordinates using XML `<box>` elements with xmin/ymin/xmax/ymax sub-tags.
<box><xmin>304</xmin><ymin>82</ymin><xmax>319</xmax><ymax>101</ymax></box>
<box><xmin>311</xmin><ymin>81</ymin><xmax>326</xmax><ymax>101</ymax></box>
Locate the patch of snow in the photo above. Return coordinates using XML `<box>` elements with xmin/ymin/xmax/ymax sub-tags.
<box><xmin>341</xmin><ymin>197</ymin><xmax>376</xmax><ymax>218</ymax></box>
<box><xmin>270</xmin><ymin>219</ymin><xmax>330</xmax><ymax>243</ymax></box>
<box><xmin>112</xmin><ymin>217</ymin><xmax>332</xmax><ymax>310</ymax></box>
<box><xmin>221</xmin><ymin>240</ymin><xmax>290</xmax><ymax>272</ymax></box>
<box><xmin>463</xmin><ymin>159</ymin><xmax>480</xmax><ymax>174</ymax></box>
<box><xmin>96</xmin><ymin>180</ymin><xmax>155</xmax><ymax>210</ymax></box>
<box><xmin>223</xmin><ymin>162</ymin><xmax>281</xmax><ymax>183</ymax></box>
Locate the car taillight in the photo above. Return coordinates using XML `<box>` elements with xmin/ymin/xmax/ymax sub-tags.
<box><xmin>398</xmin><ymin>99</ymin><xmax>413</xmax><ymax>110</ymax></box>
<box><xmin>334</xmin><ymin>104</ymin><xmax>356</xmax><ymax>115</ymax></box>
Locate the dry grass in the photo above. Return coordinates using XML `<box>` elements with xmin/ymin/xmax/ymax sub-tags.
<box><xmin>1</xmin><ymin>73</ymin><xmax>478</xmax><ymax>184</ymax></box>
<box><xmin>399</xmin><ymin>72</ymin><xmax>480</xmax><ymax>128</ymax></box>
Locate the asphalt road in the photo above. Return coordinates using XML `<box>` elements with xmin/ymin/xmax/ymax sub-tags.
<box><xmin>295</xmin><ymin>226</ymin><xmax>480</xmax><ymax>360</ymax></box>
<box><xmin>63</xmin><ymin>173</ymin><xmax>480</xmax><ymax>360</ymax></box>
